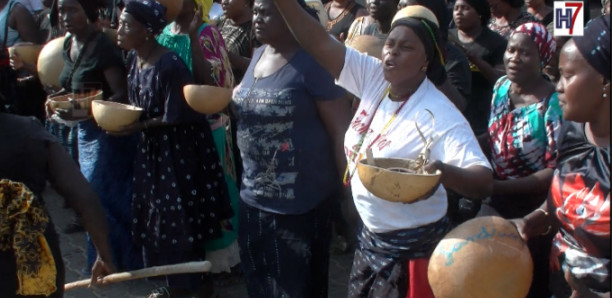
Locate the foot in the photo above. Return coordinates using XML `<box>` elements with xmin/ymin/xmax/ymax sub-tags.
<box><xmin>147</xmin><ymin>287</ymin><xmax>194</xmax><ymax>298</ymax></box>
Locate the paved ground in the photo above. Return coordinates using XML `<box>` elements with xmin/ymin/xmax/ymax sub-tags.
<box><xmin>45</xmin><ymin>187</ymin><xmax>353</xmax><ymax>298</ymax></box>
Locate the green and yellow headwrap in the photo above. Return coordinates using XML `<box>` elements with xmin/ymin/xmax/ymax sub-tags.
<box><xmin>194</xmin><ymin>0</ymin><xmax>213</xmax><ymax>23</ymax></box>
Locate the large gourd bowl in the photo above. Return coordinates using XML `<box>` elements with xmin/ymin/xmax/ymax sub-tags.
<box><xmin>357</xmin><ymin>157</ymin><xmax>442</xmax><ymax>203</ymax></box>
<box><xmin>47</xmin><ymin>90</ymin><xmax>103</xmax><ymax>113</ymax></box>
<box><xmin>183</xmin><ymin>84</ymin><xmax>232</xmax><ymax>114</ymax></box>
<box><xmin>37</xmin><ymin>37</ymin><xmax>65</xmax><ymax>88</ymax></box>
<box><xmin>91</xmin><ymin>100</ymin><xmax>143</xmax><ymax>132</ymax></box>
<box><xmin>428</xmin><ymin>216</ymin><xmax>533</xmax><ymax>298</ymax></box>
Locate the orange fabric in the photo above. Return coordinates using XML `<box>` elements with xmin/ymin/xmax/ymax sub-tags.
<box><xmin>406</xmin><ymin>258</ymin><xmax>435</xmax><ymax>298</ymax></box>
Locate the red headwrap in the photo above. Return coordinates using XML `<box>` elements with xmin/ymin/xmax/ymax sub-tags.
<box><xmin>511</xmin><ymin>22</ymin><xmax>556</xmax><ymax>69</ymax></box>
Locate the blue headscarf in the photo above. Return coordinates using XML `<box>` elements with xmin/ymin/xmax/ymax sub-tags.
<box><xmin>573</xmin><ymin>15</ymin><xmax>610</xmax><ymax>81</ymax></box>
<box><xmin>124</xmin><ymin>0</ymin><xmax>167</xmax><ymax>35</ymax></box>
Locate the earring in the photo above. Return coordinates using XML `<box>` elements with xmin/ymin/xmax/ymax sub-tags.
<box><xmin>604</xmin><ymin>82</ymin><xmax>610</xmax><ymax>99</ymax></box>
<box><xmin>421</xmin><ymin>66</ymin><xmax>427</xmax><ymax>72</ymax></box>
<box><xmin>145</xmin><ymin>36</ymin><xmax>149</xmax><ymax>41</ymax></box>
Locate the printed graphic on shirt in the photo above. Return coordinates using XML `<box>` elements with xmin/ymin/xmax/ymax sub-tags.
<box><xmin>234</xmin><ymin>87</ymin><xmax>298</xmax><ymax>200</ymax></box>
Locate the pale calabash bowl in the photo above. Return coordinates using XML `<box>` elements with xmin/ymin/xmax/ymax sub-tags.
<box><xmin>183</xmin><ymin>84</ymin><xmax>232</xmax><ymax>114</ymax></box>
<box><xmin>91</xmin><ymin>100</ymin><xmax>143</xmax><ymax>132</ymax></box>
<box><xmin>357</xmin><ymin>157</ymin><xmax>442</xmax><ymax>203</ymax></box>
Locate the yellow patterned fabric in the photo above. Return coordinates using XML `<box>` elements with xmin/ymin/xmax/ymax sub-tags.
<box><xmin>0</xmin><ymin>179</ymin><xmax>56</xmax><ymax>296</ymax></box>
<box><xmin>195</xmin><ymin>0</ymin><xmax>213</xmax><ymax>23</ymax></box>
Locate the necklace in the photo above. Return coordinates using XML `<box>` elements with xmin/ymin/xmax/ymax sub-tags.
<box><xmin>342</xmin><ymin>86</ymin><xmax>410</xmax><ymax>186</ymax></box>
<box><xmin>325</xmin><ymin>1</ymin><xmax>356</xmax><ymax>31</ymax></box>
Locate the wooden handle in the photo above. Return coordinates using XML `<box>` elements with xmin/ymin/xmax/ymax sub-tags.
<box><xmin>64</xmin><ymin>261</ymin><xmax>211</xmax><ymax>291</ymax></box>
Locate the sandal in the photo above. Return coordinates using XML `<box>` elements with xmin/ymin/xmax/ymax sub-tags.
<box><xmin>147</xmin><ymin>287</ymin><xmax>193</xmax><ymax>298</ymax></box>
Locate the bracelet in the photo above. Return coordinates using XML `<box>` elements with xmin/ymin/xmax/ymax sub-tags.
<box><xmin>535</xmin><ymin>208</ymin><xmax>552</xmax><ymax>235</ymax></box>
<box><xmin>535</xmin><ymin>208</ymin><xmax>549</xmax><ymax>217</ymax></box>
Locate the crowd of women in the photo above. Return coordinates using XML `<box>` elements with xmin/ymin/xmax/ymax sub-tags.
<box><xmin>0</xmin><ymin>0</ymin><xmax>609</xmax><ymax>297</ymax></box>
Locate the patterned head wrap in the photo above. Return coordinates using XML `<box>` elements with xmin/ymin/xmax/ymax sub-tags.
<box><xmin>511</xmin><ymin>22</ymin><xmax>556</xmax><ymax>68</ymax></box>
<box><xmin>124</xmin><ymin>0</ymin><xmax>168</xmax><ymax>35</ymax></box>
<box><xmin>573</xmin><ymin>15</ymin><xmax>610</xmax><ymax>81</ymax></box>
<box><xmin>194</xmin><ymin>0</ymin><xmax>212</xmax><ymax>23</ymax></box>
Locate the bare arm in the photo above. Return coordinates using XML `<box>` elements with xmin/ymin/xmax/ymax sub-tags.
<box><xmin>46</xmin><ymin>142</ymin><xmax>116</xmax><ymax>282</ymax></box>
<box><xmin>8</xmin><ymin>4</ymin><xmax>42</xmax><ymax>44</ymax></box>
<box><xmin>273</xmin><ymin>0</ymin><xmax>346</xmax><ymax>79</ymax></box>
<box><xmin>103</xmin><ymin>66</ymin><xmax>128</xmax><ymax>103</ymax></box>
<box><xmin>427</xmin><ymin>161</ymin><xmax>493</xmax><ymax>199</ymax></box>
<box><xmin>315</xmin><ymin>94</ymin><xmax>352</xmax><ymax>182</ymax></box>
<box><xmin>493</xmin><ymin>168</ymin><xmax>554</xmax><ymax>196</ymax></box>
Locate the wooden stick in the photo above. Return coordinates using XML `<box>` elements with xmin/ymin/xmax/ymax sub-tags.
<box><xmin>64</xmin><ymin>261</ymin><xmax>211</xmax><ymax>291</ymax></box>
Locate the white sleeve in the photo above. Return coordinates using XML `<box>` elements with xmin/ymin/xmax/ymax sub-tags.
<box><xmin>432</xmin><ymin>122</ymin><xmax>491</xmax><ymax>170</ymax></box>
<box><xmin>337</xmin><ymin>47</ymin><xmax>385</xmax><ymax>102</ymax></box>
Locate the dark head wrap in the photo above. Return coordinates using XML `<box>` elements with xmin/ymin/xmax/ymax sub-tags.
<box><xmin>573</xmin><ymin>15</ymin><xmax>610</xmax><ymax>81</ymax></box>
<box><xmin>76</xmin><ymin>0</ymin><xmax>106</xmax><ymax>23</ymax></box>
<box><xmin>124</xmin><ymin>0</ymin><xmax>167</xmax><ymax>35</ymax></box>
<box><xmin>462</xmin><ymin>0</ymin><xmax>491</xmax><ymax>26</ymax></box>
<box><xmin>500</xmin><ymin>0</ymin><xmax>524</xmax><ymax>9</ymax></box>
<box><xmin>390</xmin><ymin>6</ymin><xmax>447</xmax><ymax>86</ymax></box>
<box><xmin>50</xmin><ymin>0</ymin><xmax>105</xmax><ymax>25</ymax></box>
<box><xmin>512</xmin><ymin>22</ymin><xmax>556</xmax><ymax>68</ymax></box>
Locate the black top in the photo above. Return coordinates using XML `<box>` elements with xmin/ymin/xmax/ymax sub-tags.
<box><xmin>59</xmin><ymin>31</ymin><xmax>125</xmax><ymax>94</ymax></box>
<box><xmin>325</xmin><ymin>1</ymin><xmax>364</xmax><ymax>38</ymax></box>
<box><xmin>449</xmin><ymin>28</ymin><xmax>507</xmax><ymax>135</ymax></box>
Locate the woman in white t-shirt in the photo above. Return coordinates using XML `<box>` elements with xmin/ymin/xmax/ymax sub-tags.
<box><xmin>272</xmin><ymin>2</ymin><xmax>493</xmax><ymax>297</ymax></box>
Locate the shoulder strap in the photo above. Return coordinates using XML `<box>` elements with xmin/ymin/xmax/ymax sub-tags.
<box><xmin>66</xmin><ymin>30</ymin><xmax>101</xmax><ymax>89</ymax></box>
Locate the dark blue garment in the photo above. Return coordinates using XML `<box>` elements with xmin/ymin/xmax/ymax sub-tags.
<box><xmin>78</xmin><ymin>119</ymin><xmax>143</xmax><ymax>271</ymax></box>
<box><xmin>232</xmin><ymin>46</ymin><xmax>345</xmax><ymax>214</ymax></box>
<box><xmin>58</xmin><ymin>30</ymin><xmax>142</xmax><ymax>272</ymax></box>
<box><xmin>238</xmin><ymin>198</ymin><xmax>332</xmax><ymax>298</ymax></box>
<box><xmin>126</xmin><ymin>51</ymin><xmax>232</xmax><ymax>257</ymax></box>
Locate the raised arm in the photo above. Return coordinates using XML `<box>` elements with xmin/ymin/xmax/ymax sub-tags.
<box><xmin>272</xmin><ymin>0</ymin><xmax>346</xmax><ymax>79</ymax></box>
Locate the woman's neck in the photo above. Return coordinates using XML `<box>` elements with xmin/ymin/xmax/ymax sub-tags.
<box><xmin>510</xmin><ymin>75</ymin><xmax>550</xmax><ymax>96</ymax></box>
<box><xmin>73</xmin><ymin>24</ymin><xmax>97</xmax><ymax>42</ymax></box>
<box><xmin>586</xmin><ymin>118</ymin><xmax>611</xmax><ymax>148</ymax></box>
<box><xmin>266</xmin><ymin>38</ymin><xmax>300</xmax><ymax>56</ymax></box>
<box><xmin>389</xmin><ymin>76</ymin><xmax>425</xmax><ymax>102</ymax></box>
<box><xmin>458</xmin><ymin>25</ymin><xmax>483</xmax><ymax>40</ymax></box>
<box><xmin>375</xmin><ymin>18</ymin><xmax>392</xmax><ymax>34</ymax></box>
<box><xmin>232</xmin><ymin>9</ymin><xmax>252</xmax><ymax>25</ymax></box>
<box><xmin>135</xmin><ymin>40</ymin><xmax>158</xmax><ymax>62</ymax></box>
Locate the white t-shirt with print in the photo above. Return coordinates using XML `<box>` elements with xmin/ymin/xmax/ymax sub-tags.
<box><xmin>338</xmin><ymin>47</ymin><xmax>491</xmax><ymax>233</ymax></box>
